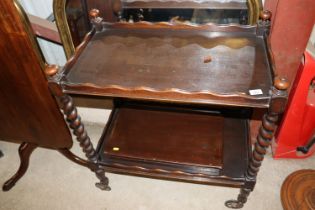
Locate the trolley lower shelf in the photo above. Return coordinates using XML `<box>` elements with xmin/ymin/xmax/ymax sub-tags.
<box><xmin>97</xmin><ymin>101</ymin><xmax>251</xmax><ymax>187</ymax></box>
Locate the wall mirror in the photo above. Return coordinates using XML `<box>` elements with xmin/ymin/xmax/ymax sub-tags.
<box><xmin>54</xmin><ymin>0</ymin><xmax>262</xmax><ymax>59</ymax></box>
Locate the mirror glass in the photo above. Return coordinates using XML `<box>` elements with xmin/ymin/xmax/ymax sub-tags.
<box><xmin>120</xmin><ymin>9</ymin><xmax>248</xmax><ymax>24</ymax></box>
<box><xmin>63</xmin><ymin>0</ymin><xmax>251</xmax><ymax>47</ymax></box>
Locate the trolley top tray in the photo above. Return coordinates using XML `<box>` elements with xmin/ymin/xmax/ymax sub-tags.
<box><xmin>61</xmin><ymin>22</ymin><xmax>273</xmax><ymax>107</ymax></box>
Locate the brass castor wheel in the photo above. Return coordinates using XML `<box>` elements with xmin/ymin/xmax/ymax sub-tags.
<box><xmin>225</xmin><ymin>200</ymin><xmax>244</xmax><ymax>209</ymax></box>
<box><xmin>95</xmin><ymin>182</ymin><xmax>111</xmax><ymax>191</ymax></box>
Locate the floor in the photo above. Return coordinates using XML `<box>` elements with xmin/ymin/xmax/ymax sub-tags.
<box><xmin>0</xmin><ymin>109</ymin><xmax>315</xmax><ymax>210</ymax></box>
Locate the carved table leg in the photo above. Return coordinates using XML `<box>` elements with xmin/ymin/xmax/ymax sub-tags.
<box><xmin>2</xmin><ymin>142</ymin><xmax>37</xmax><ymax>191</ymax></box>
<box><xmin>47</xmin><ymin>65</ymin><xmax>110</xmax><ymax>191</ymax></box>
<box><xmin>225</xmin><ymin>77</ymin><xmax>289</xmax><ymax>208</ymax></box>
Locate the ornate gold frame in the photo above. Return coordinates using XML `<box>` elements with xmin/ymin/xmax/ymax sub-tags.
<box><xmin>53</xmin><ymin>0</ymin><xmax>76</xmax><ymax>60</ymax></box>
<box><xmin>247</xmin><ymin>0</ymin><xmax>262</xmax><ymax>25</ymax></box>
<box><xmin>53</xmin><ymin>0</ymin><xmax>262</xmax><ymax>59</ymax></box>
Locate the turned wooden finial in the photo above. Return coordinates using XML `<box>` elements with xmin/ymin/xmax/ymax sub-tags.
<box><xmin>45</xmin><ymin>64</ymin><xmax>58</xmax><ymax>77</ymax></box>
<box><xmin>112</xmin><ymin>0</ymin><xmax>122</xmax><ymax>14</ymax></box>
<box><xmin>274</xmin><ymin>77</ymin><xmax>289</xmax><ymax>90</ymax></box>
<box><xmin>89</xmin><ymin>8</ymin><xmax>103</xmax><ymax>31</ymax></box>
<box><xmin>89</xmin><ymin>9</ymin><xmax>100</xmax><ymax>19</ymax></box>
<box><xmin>260</xmin><ymin>10</ymin><xmax>272</xmax><ymax>21</ymax></box>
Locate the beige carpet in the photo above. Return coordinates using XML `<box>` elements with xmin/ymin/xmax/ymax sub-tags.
<box><xmin>1</xmin><ymin>119</ymin><xmax>315</xmax><ymax>210</ymax></box>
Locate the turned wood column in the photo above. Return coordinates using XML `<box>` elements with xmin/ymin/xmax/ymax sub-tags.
<box><xmin>248</xmin><ymin>77</ymin><xmax>289</xmax><ymax>177</ymax></box>
<box><xmin>226</xmin><ymin>77</ymin><xmax>289</xmax><ymax>209</ymax></box>
<box><xmin>45</xmin><ymin>65</ymin><xmax>111</xmax><ymax>191</ymax></box>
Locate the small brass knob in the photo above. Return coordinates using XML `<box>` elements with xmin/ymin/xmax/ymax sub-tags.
<box><xmin>260</xmin><ymin>10</ymin><xmax>272</xmax><ymax>21</ymax></box>
<box><xmin>89</xmin><ymin>9</ymin><xmax>100</xmax><ymax>19</ymax></box>
<box><xmin>45</xmin><ymin>64</ymin><xmax>58</xmax><ymax>77</ymax></box>
<box><xmin>274</xmin><ymin>77</ymin><xmax>289</xmax><ymax>90</ymax></box>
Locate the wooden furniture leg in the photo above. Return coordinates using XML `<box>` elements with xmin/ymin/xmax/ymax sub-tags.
<box><xmin>2</xmin><ymin>142</ymin><xmax>38</xmax><ymax>191</ymax></box>
<box><xmin>59</xmin><ymin>94</ymin><xmax>111</xmax><ymax>191</ymax></box>
<box><xmin>58</xmin><ymin>148</ymin><xmax>95</xmax><ymax>170</ymax></box>
<box><xmin>225</xmin><ymin>77</ymin><xmax>289</xmax><ymax>208</ymax></box>
<box><xmin>46</xmin><ymin>65</ymin><xmax>110</xmax><ymax>191</ymax></box>
<box><xmin>59</xmin><ymin>148</ymin><xmax>111</xmax><ymax>190</ymax></box>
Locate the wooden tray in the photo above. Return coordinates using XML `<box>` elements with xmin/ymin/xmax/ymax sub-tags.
<box><xmin>61</xmin><ymin>23</ymin><xmax>273</xmax><ymax>108</ymax></box>
<box><xmin>103</xmin><ymin>107</ymin><xmax>224</xmax><ymax>168</ymax></box>
<box><xmin>97</xmin><ymin>101</ymin><xmax>251</xmax><ymax>186</ymax></box>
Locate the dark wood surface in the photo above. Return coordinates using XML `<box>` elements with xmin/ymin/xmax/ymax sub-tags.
<box><xmin>281</xmin><ymin>169</ymin><xmax>315</xmax><ymax>210</ymax></box>
<box><xmin>103</xmin><ymin>107</ymin><xmax>224</xmax><ymax>168</ymax></box>
<box><xmin>62</xmin><ymin>22</ymin><xmax>272</xmax><ymax>107</ymax></box>
<box><xmin>0</xmin><ymin>0</ymin><xmax>72</xmax><ymax>149</ymax></box>
<box><xmin>98</xmin><ymin>101</ymin><xmax>250</xmax><ymax>186</ymax></box>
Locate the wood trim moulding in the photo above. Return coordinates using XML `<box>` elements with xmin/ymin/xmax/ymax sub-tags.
<box><xmin>62</xmin><ymin>28</ymin><xmax>95</xmax><ymax>75</ymax></box>
<box><xmin>27</xmin><ymin>14</ymin><xmax>61</xmax><ymax>44</ymax></box>
<box><xmin>102</xmin><ymin>21</ymin><xmax>257</xmax><ymax>32</ymax></box>
<box><xmin>61</xmin><ymin>83</ymin><xmax>270</xmax><ymax>108</ymax></box>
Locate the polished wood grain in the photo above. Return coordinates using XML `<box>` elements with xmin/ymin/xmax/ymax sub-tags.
<box><xmin>0</xmin><ymin>0</ymin><xmax>92</xmax><ymax>192</ymax></box>
<box><xmin>61</xmin><ymin>23</ymin><xmax>272</xmax><ymax>108</ymax></box>
<box><xmin>97</xmin><ymin>100</ymin><xmax>251</xmax><ymax>187</ymax></box>
<box><xmin>103</xmin><ymin>107</ymin><xmax>224</xmax><ymax>167</ymax></box>
<box><xmin>51</xmin><ymin>7</ymin><xmax>284</xmax><ymax>209</ymax></box>
<box><xmin>1</xmin><ymin>0</ymin><xmax>110</xmax><ymax>192</ymax></box>
<box><xmin>0</xmin><ymin>0</ymin><xmax>72</xmax><ymax>149</ymax></box>
<box><xmin>281</xmin><ymin>170</ymin><xmax>315</xmax><ymax>210</ymax></box>
<box><xmin>101</xmin><ymin>21</ymin><xmax>257</xmax><ymax>31</ymax></box>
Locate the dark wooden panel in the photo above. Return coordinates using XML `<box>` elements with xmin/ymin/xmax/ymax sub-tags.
<box><xmin>63</xmin><ymin>25</ymin><xmax>272</xmax><ymax>107</ymax></box>
<box><xmin>97</xmin><ymin>101</ymin><xmax>251</xmax><ymax>186</ymax></box>
<box><xmin>0</xmin><ymin>0</ymin><xmax>72</xmax><ymax>149</ymax></box>
<box><xmin>103</xmin><ymin>107</ymin><xmax>223</xmax><ymax>167</ymax></box>
<box><xmin>281</xmin><ymin>170</ymin><xmax>315</xmax><ymax>210</ymax></box>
